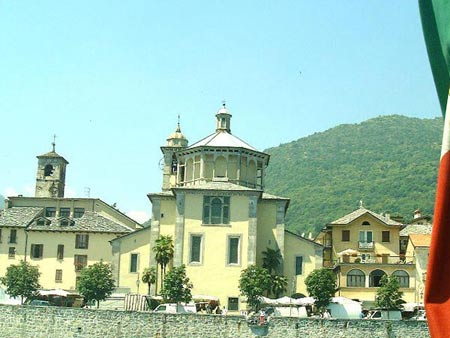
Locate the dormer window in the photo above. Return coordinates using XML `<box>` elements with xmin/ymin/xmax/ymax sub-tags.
<box><xmin>36</xmin><ymin>218</ymin><xmax>51</xmax><ymax>226</ymax></box>
<box><xmin>60</xmin><ymin>219</ymin><xmax>70</xmax><ymax>227</ymax></box>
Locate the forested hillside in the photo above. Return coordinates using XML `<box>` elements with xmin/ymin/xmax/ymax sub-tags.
<box><xmin>264</xmin><ymin>115</ymin><xmax>442</xmax><ymax>236</ymax></box>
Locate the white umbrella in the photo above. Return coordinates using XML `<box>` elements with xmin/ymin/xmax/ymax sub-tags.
<box><xmin>337</xmin><ymin>248</ymin><xmax>359</xmax><ymax>256</ymax></box>
<box><xmin>39</xmin><ymin>289</ymin><xmax>70</xmax><ymax>297</ymax></box>
<box><xmin>192</xmin><ymin>294</ymin><xmax>219</xmax><ymax>301</ymax></box>
<box><xmin>331</xmin><ymin>296</ymin><xmax>360</xmax><ymax>305</ymax></box>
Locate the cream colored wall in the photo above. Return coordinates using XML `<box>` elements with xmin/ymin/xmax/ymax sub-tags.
<box><xmin>255</xmin><ymin>201</ymin><xmax>277</xmax><ymax>267</ymax></box>
<box><xmin>183</xmin><ymin>193</ymin><xmax>250</xmax><ymax>311</ymax></box>
<box><xmin>115</xmin><ymin>228</ymin><xmax>151</xmax><ymax>294</ymax></box>
<box><xmin>0</xmin><ymin>228</ymin><xmax>27</xmax><ymax>278</ymax></box>
<box><xmin>284</xmin><ymin>232</ymin><xmax>322</xmax><ymax>296</ymax></box>
<box><xmin>406</xmin><ymin>240</ymin><xmax>428</xmax><ymax>303</ymax></box>
<box><xmin>332</xmin><ymin>215</ymin><xmax>400</xmax><ymax>259</ymax></box>
<box><xmin>338</xmin><ymin>264</ymin><xmax>416</xmax><ymax>303</ymax></box>
<box><xmin>159</xmin><ymin>199</ymin><xmax>176</xmax><ymax>237</ymax></box>
<box><xmin>25</xmin><ymin>231</ymin><xmax>120</xmax><ymax>291</ymax></box>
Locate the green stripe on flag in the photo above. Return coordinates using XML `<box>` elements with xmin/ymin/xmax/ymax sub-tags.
<box><xmin>419</xmin><ymin>0</ymin><xmax>450</xmax><ymax>117</ymax></box>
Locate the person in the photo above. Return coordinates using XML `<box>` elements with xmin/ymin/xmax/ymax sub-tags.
<box><xmin>322</xmin><ymin>310</ymin><xmax>331</xmax><ymax>319</ymax></box>
<box><xmin>222</xmin><ymin>306</ymin><xmax>228</xmax><ymax>316</ymax></box>
<box><xmin>259</xmin><ymin>309</ymin><xmax>266</xmax><ymax>325</ymax></box>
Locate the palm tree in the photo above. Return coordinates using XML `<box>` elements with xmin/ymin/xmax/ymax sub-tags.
<box><xmin>142</xmin><ymin>267</ymin><xmax>157</xmax><ymax>295</ymax></box>
<box><xmin>262</xmin><ymin>247</ymin><xmax>282</xmax><ymax>275</ymax></box>
<box><xmin>153</xmin><ymin>235</ymin><xmax>174</xmax><ymax>290</ymax></box>
<box><xmin>270</xmin><ymin>274</ymin><xmax>288</xmax><ymax>298</ymax></box>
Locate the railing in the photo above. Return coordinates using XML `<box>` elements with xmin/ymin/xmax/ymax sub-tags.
<box><xmin>338</xmin><ymin>255</ymin><xmax>415</xmax><ymax>265</ymax></box>
<box><xmin>358</xmin><ymin>241</ymin><xmax>374</xmax><ymax>249</ymax></box>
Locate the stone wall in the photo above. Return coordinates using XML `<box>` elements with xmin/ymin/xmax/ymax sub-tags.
<box><xmin>0</xmin><ymin>305</ymin><xmax>429</xmax><ymax>338</ymax></box>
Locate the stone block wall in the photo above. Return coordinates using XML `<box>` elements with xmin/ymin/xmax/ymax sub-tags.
<box><xmin>0</xmin><ymin>305</ymin><xmax>429</xmax><ymax>338</ymax></box>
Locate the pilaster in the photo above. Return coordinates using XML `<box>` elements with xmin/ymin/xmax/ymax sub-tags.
<box><xmin>174</xmin><ymin>192</ymin><xmax>186</xmax><ymax>267</ymax></box>
<box><xmin>276</xmin><ymin>201</ymin><xmax>287</xmax><ymax>273</ymax></box>
<box><xmin>149</xmin><ymin>198</ymin><xmax>161</xmax><ymax>295</ymax></box>
<box><xmin>247</xmin><ymin>195</ymin><xmax>258</xmax><ymax>265</ymax></box>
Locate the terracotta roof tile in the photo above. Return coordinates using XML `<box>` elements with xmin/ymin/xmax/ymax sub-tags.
<box><xmin>409</xmin><ymin>234</ymin><xmax>431</xmax><ymax>247</ymax></box>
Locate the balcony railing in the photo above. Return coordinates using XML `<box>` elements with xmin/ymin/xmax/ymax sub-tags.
<box><xmin>358</xmin><ymin>241</ymin><xmax>374</xmax><ymax>249</ymax></box>
<box><xmin>337</xmin><ymin>255</ymin><xmax>415</xmax><ymax>265</ymax></box>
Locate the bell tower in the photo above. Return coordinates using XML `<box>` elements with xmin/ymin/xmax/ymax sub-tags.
<box><xmin>160</xmin><ymin>117</ymin><xmax>188</xmax><ymax>191</ymax></box>
<box><xmin>35</xmin><ymin>138</ymin><xmax>69</xmax><ymax>198</ymax></box>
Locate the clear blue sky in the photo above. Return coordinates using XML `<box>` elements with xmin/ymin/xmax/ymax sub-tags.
<box><xmin>0</xmin><ymin>1</ymin><xmax>441</xmax><ymax>222</ymax></box>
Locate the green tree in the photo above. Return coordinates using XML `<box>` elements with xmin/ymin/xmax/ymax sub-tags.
<box><xmin>142</xmin><ymin>267</ymin><xmax>157</xmax><ymax>295</ymax></box>
<box><xmin>239</xmin><ymin>265</ymin><xmax>271</xmax><ymax>312</ymax></box>
<box><xmin>270</xmin><ymin>274</ymin><xmax>288</xmax><ymax>298</ymax></box>
<box><xmin>305</xmin><ymin>268</ymin><xmax>336</xmax><ymax>314</ymax></box>
<box><xmin>375</xmin><ymin>275</ymin><xmax>404</xmax><ymax>311</ymax></box>
<box><xmin>262</xmin><ymin>248</ymin><xmax>282</xmax><ymax>275</ymax></box>
<box><xmin>77</xmin><ymin>261</ymin><xmax>115</xmax><ymax>308</ymax></box>
<box><xmin>160</xmin><ymin>265</ymin><xmax>193</xmax><ymax>303</ymax></box>
<box><xmin>0</xmin><ymin>260</ymin><xmax>41</xmax><ymax>304</ymax></box>
<box><xmin>153</xmin><ymin>235</ymin><xmax>174</xmax><ymax>291</ymax></box>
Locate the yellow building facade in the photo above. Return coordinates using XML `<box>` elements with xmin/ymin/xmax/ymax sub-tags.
<box><xmin>0</xmin><ymin>146</ymin><xmax>140</xmax><ymax>292</ymax></box>
<box><xmin>317</xmin><ymin>205</ymin><xmax>416</xmax><ymax>306</ymax></box>
<box><xmin>112</xmin><ymin>105</ymin><xmax>323</xmax><ymax>311</ymax></box>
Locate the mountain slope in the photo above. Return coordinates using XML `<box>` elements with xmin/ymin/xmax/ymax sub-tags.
<box><xmin>264</xmin><ymin>115</ymin><xmax>442</xmax><ymax>236</ymax></box>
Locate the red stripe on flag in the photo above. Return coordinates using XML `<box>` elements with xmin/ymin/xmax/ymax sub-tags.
<box><xmin>425</xmin><ymin>150</ymin><xmax>450</xmax><ymax>337</ymax></box>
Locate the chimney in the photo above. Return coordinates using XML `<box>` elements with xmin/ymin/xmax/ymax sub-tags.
<box><xmin>414</xmin><ymin>209</ymin><xmax>422</xmax><ymax>219</ymax></box>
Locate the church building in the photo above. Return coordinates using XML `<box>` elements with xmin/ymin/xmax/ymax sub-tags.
<box><xmin>112</xmin><ymin>104</ymin><xmax>323</xmax><ymax>312</ymax></box>
<box><xmin>0</xmin><ymin>143</ymin><xmax>140</xmax><ymax>291</ymax></box>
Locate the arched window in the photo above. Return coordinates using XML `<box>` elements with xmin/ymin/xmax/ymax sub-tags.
<box><xmin>369</xmin><ymin>269</ymin><xmax>387</xmax><ymax>287</ymax></box>
<box><xmin>203</xmin><ymin>196</ymin><xmax>230</xmax><ymax>225</ymax></box>
<box><xmin>171</xmin><ymin>154</ymin><xmax>178</xmax><ymax>174</ymax></box>
<box><xmin>211</xmin><ymin>198</ymin><xmax>223</xmax><ymax>224</ymax></box>
<box><xmin>347</xmin><ymin>269</ymin><xmax>365</xmax><ymax>287</ymax></box>
<box><xmin>247</xmin><ymin>160</ymin><xmax>256</xmax><ymax>185</ymax></box>
<box><xmin>362</xmin><ymin>221</ymin><xmax>370</xmax><ymax>226</ymax></box>
<box><xmin>214</xmin><ymin>156</ymin><xmax>226</xmax><ymax>178</ymax></box>
<box><xmin>185</xmin><ymin>158</ymin><xmax>194</xmax><ymax>182</ymax></box>
<box><xmin>392</xmin><ymin>270</ymin><xmax>410</xmax><ymax>288</ymax></box>
<box><xmin>44</xmin><ymin>164</ymin><xmax>54</xmax><ymax>176</ymax></box>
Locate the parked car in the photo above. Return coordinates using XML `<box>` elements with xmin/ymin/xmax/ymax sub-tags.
<box><xmin>28</xmin><ymin>300</ymin><xmax>51</xmax><ymax>306</ymax></box>
<box><xmin>366</xmin><ymin>309</ymin><xmax>402</xmax><ymax>320</ymax></box>
<box><xmin>410</xmin><ymin>310</ymin><xmax>426</xmax><ymax>321</ymax></box>
<box><xmin>153</xmin><ymin>303</ymin><xmax>197</xmax><ymax>314</ymax></box>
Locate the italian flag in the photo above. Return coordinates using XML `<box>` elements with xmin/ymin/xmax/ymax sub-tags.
<box><xmin>419</xmin><ymin>1</ymin><xmax>450</xmax><ymax>337</ymax></box>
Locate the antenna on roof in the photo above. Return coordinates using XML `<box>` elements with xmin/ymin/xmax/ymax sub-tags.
<box><xmin>84</xmin><ymin>187</ymin><xmax>91</xmax><ymax>198</ymax></box>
